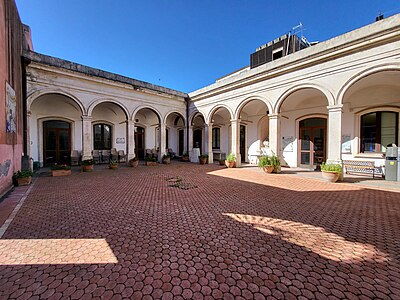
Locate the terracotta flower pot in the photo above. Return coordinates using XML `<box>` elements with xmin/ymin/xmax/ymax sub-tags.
<box><xmin>129</xmin><ymin>160</ymin><xmax>139</xmax><ymax>167</ymax></box>
<box><xmin>262</xmin><ymin>166</ymin><xmax>274</xmax><ymax>173</ymax></box>
<box><xmin>162</xmin><ymin>157</ymin><xmax>171</xmax><ymax>164</ymax></box>
<box><xmin>321</xmin><ymin>171</ymin><xmax>340</xmax><ymax>183</ymax></box>
<box><xmin>109</xmin><ymin>164</ymin><xmax>118</xmax><ymax>170</ymax></box>
<box><xmin>145</xmin><ymin>161</ymin><xmax>157</xmax><ymax>166</ymax></box>
<box><xmin>17</xmin><ymin>176</ymin><xmax>31</xmax><ymax>186</ymax></box>
<box><xmin>51</xmin><ymin>169</ymin><xmax>71</xmax><ymax>177</ymax></box>
<box><xmin>199</xmin><ymin>157</ymin><xmax>208</xmax><ymax>165</ymax></box>
<box><xmin>82</xmin><ymin>164</ymin><xmax>94</xmax><ymax>172</ymax></box>
<box><xmin>225</xmin><ymin>160</ymin><xmax>236</xmax><ymax>168</ymax></box>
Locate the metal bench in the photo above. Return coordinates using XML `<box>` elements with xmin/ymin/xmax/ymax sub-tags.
<box><xmin>343</xmin><ymin>160</ymin><xmax>376</xmax><ymax>178</ymax></box>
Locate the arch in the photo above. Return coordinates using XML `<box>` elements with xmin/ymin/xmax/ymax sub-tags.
<box><xmin>337</xmin><ymin>64</ymin><xmax>400</xmax><ymax>105</ymax></box>
<box><xmin>131</xmin><ymin>105</ymin><xmax>162</xmax><ymax>123</ymax></box>
<box><xmin>234</xmin><ymin>95</ymin><xmax>273</xmax><ymax>120</ymax></box>
<box><xmin>87</xmin><ymin>98</ymin><xmax>130</xmax><ymax>119</ymax></box>
<box><xmin>28</xmin><ymin>89</ymin><xmax>85</xmax><ymax>115</ymax></box>
<box><xmin>275</xmin><ymin>83</ymin><xmax>335</xmax><ymax>114</ymax></box>
<box><xmin>189</xmin><ymin>111</ymin><xmax>206</xmax><ymax>125</ymax></box>
<box><xmin>206</xmin><ymin>104</ymin><xmax>234</xmax><ymax>124</ymax></box>
<box><xmin>164</xmin><ymin>111</ymin><xmax>186</xmax><ymax>125</ymax></box>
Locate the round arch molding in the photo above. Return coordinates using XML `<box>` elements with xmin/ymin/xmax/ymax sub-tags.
<box><xmin>27</xmin><ymin>90</ymin><xmax>85</xmax><ymax>115</ymax></box>
<box><xmin>234</xmin><ymin>96</ymin><xmax>273</xmax><ymax>120</ymax></box>
<box><xmin>87</xmin><ymin>98</ymin><xmax>130</xmax><ymax>119</ymax></box>
<box><xmin>336</xmin><ymin>64</ymin><xmax>400</xmax><ymax>106</ymax></box>
<box><xmin>164</xmin><ymin>111</ymin><xmax>186</xmax><ymax>125</ymax></box>
<box><xmin>206</xmin><ymin>104</ymin><xmax>234</xmax><ymax>124</ymax></box>
<box><xmin>131</xmin><ymin>105</ymin><xmax>162</xmax><ymax>123</ymax></box>
<box><xmin>274</xmin><ymin>83</ymin><xmax>335</xmax><ymax>114</ymax></box>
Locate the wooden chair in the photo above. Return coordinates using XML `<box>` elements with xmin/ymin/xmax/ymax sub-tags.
<box><xmin>118</xmin><ymin>150</ymin><xmax>126</xmax><ymax>163</ymax></box>
<box><xmin>70</xmin><ymin>150</ymin><xmax>80</xmax><ymax>166</ymax></box>
<box><xmin>102</xmin><ymin>150</ymin><xmax>111</xmax><ymax>164</ymax></box>
<box><xmin>110</xmin><ymin>148</ymin><xmax>118</xmax><ymax>161</ymax></box>
<box><xmin>92</xmin><ymin>150</ymin><xmax>101</xmax><ymax>164</ymax></box>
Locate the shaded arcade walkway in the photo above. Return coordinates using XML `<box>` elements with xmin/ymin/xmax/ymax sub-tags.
<box><xmin>0</xmin><ymin>163</ymin><xmax>399</xmax><ymax>299</ymax></box>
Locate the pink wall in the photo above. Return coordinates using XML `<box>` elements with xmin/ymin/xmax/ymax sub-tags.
<box><xmin>0</xmin><ymin>0</ymin><xmax>24</xmax><ymax>196</ymax></box>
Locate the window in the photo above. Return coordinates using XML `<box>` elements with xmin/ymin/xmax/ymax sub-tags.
<box><xmin>212</xmin><ymin>128</ymin><xmax>220</xmax><ymax>149</ymax></box>
<box><xmin>94</xmin><ymin>124</ymin><xmax>112</xmax><ymax>150</ymax></box>
<box><xmin>361</xmin><ymin>111</ymin><xmax>398</xmax><ymax>153</ymax></box>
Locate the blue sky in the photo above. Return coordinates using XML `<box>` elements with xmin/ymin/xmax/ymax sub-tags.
<box><xmin>16</xmin><ymin>1</ymin><xmax>400</xmax><ymax>93</ymax></box>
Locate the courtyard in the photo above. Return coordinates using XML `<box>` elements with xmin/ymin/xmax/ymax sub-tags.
<box><xmin>0</xmin><ymin>163</ymin><xmax>399</xmax><ymax>299</ymax></box>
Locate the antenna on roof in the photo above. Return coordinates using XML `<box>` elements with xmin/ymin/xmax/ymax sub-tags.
<box><xmin>376</xmin><ymin>12</ymin><xmax>384</xmax><ymax>21</ymax></box>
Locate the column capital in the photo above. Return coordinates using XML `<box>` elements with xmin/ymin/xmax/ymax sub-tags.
<box><xmin>81</xmin><ymin>115</ymin><xmax>92</xmax><ymax>121</ymax></box>
<box><xmin>327</xmin><ymin>104</ymin><xmax>343</xmax><ymax>112</ymax></box>
<box><xmin>268</xmin><ymin>113</ymin><xmax>280</xmax><ymax>119</ymax></box>
<box><xmin>230</xmin><ymin>118</ymin><xmax>240</xmax><ymax>123</ymax></box>
<box><xmin>126</xmin><ymin>120</ymin><xmax>135</xmax><ymax>125</ymax></box>
<box><xmin>205</xmin><ymin>122</ymin><xmax>213</xmax><ymax>127</ymax></box>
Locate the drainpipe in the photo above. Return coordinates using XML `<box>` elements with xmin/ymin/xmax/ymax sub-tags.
<box><xmin>185</xmin><ymin>97</ymin><xmax>190</xmax><ymax>153</ymax></box>
<box><xmin>21</xmin><ymin>56</ymin><xmax>31</xmax><ymax>170</ymax></box>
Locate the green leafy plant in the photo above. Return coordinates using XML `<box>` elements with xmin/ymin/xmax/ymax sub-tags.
<box><xmin>199</xmin><ymin>154</ymin><xmax>209</xmax><ymax>159</ymax></box>
<box><xmin>163</xmin><ymin>153</ymin><xmax>171</xmax><ymax>159</ymax></box>
<box><xmin>82</xmin><ymin>159</ymin><xmax>94</xmax><ymax>166</ymax></box>
<box><xmin>321</xmin><ymin>163</ymin><xmax>342</xmax><ymax>173</ymax></box>
<box><xmin>129</xmin><ymin>157</ymin><xmax>139</xmax><ymax>162</ymax></box>
<box><xmin>13</xmin><ymin>170</ymin><xmax>33</xmax><ymax>178</ymax></box>
<box><xmin>145</xmin><ymin>156</ymin><xmax>158</xmax><ymax>162</ymax></box>
<box><xmin>226</xmin><ymin>153</ymin><xmax>236</xmax><ymax>162</ymax></box>
<box><xmin>269</xmin><ymin>155</ymin><xmax>281</xmax><ymax>167</ymax></box>
<box><xmin>109</xmin><ymin>160</ymin><xmax>118</xmax><ymax>166</ymax></box>
<box><xmin>50</xmin><ymin>164</ymin><xmax>71</xmax><ymax>171</ymax></box>
<box><xmin>258</xmin><ymin>155</ymin><xmax>272</xmax><ymax>168</ymax></box>
<box><xmin>182</xmin><ymin>152</ymin><xmax>189</xmax><ymax>157</ymax></box>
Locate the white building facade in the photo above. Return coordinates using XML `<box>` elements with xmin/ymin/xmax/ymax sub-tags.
<box><xmin>25</xmin><ymin>15</ymin><xmax>400</xmax><ymax>171</ymax></box>
<box><xmin>189</xmin><ymin>15</ymin><xmax>400</xmax><ymax>170</ymax></box>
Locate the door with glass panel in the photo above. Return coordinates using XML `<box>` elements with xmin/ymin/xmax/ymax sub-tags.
<box><xmin>43</xmin><ymin>121</ymin><xmax>71</xmax><ymax>166</ymax></box>
<box><xmin>299</xmin><ymin>118</ymin><xmax>327</xmax><ymax>167</ymax></box>
<box><xmin>135</xmin><ymin>126</ymin><xmax>145</xmax><ymax>159</ymax></box>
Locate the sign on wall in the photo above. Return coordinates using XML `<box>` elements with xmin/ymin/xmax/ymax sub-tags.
<box><xmin>116</xmin><ymin>138</ymin><xmax>125</xmax><ymax>144</ymax></box>
<box><xmin>5</xmin><ymin>82</ymin><xmax>16</xmax><ymax>133</ymax></box>
<box><xmin>342</xmin><ymin>134</ymin><xmax>351</xmax><ymax>153</ymax></box>
<box><xmin>282</xmin><ymin>136</ymin><xmax>294</xmax><ymax>152</ymax></box>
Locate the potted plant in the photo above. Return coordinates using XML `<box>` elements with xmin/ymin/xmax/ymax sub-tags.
<box><xmin>270</xmin><ymin>154</ymin><xmax>281</xmax><ymax>173</ymax></box>
<box><xmin>181</xmin><ymin>152</ymin><xmax>190</xmax><ymax>162</ymax></box>
<box><xmin>109</xmin><ymin>160</ymin><xmax>118</xmax><ymax>170</ymax></box>
<box><xmin>162</xmin><ymin>153</ymin><xmax>171</xmax><ymax>164</ymax></box>
<box><xmin>199</xmin><ymin>154</ymin><xmax>208</xmax><ymax>165</ymax></box>
<box><xmin>321</xmin><ymin>162</ymin><xmax>342</xmax><ymax>182</ymax></box>
<box><xmin>51</xmin><ymin>164</ymin><xmax>71</xmax><ymax>176</ymax></box>
<box><xmin>225</xmin><ymin>153</ymin><xmax>236</xmax><ymax>168</ymax></box>
<box><xmin>145</xmin><ymin>156</ymin><xmax>158</xmax><ymax>166</ymax></box>
<box><xmin>258</xmin><ymin>155</ymin><xmax>274</xmax><ymax>173</ymax></box>
<box><xmin>13</xmin><ymin>170</ymin><xmax>33</xmax><ymax>186</ymax></box>
<box><xmin>81</xmin><ymin>159</ymin><xmax>95</xmax><ymax>172</ymax></box>
<box><xmin>128</xmin><ymin>157</ymin><xmax>139</xmax><ymax>167</ymax></box>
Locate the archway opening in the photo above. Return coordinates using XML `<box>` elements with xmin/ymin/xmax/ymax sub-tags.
<box><xmin>166</xmin><ymin>112</ymin><xmax>185</xmax><ymax>156</ymax></box>
<box><xmin>342</xmin><ymin>71</ymin><xmax>400</xmax><ymax>156</ymax></box>
<box><xmin>209</xmin><ymin>107</ymin><xmax>231</xmax><ymax>160</ymax></box>
<box><xmin>30</xmin><ymin>93</ymin><xmax>82</xmax><ymax>165</ymax></box>
<box><xmin>237</xmin><ymin>99</ymin><xmax>269</xmax><ymax>163</ymax></box>
<box><xmin>134</xmin><ymin>108</ymin><xmax>161</xmax><ymax>159</ymax></box>
<box><xmin>279</xmin><ymin>88</ymin><xmax>329</xmax><ymax>168</ymax></box>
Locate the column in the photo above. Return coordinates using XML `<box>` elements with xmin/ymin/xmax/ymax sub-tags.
<box><xmin>327</xmin><ymin>105</ymin><xmax>343</xmax><ymax>163</ymax></box>
<box><xmin>205</xmin><ymin>123</ymin><xmax>213</xmax><ymax>164</ymax></box>
<box><xmin>231</xmin><ymin>119</ymin><xmax>241</xmax><ymax>167</ymax></box>
<box><xmin>81</xmin><ymin>116</ymin><xmax>93</xmax><ymax>160</ymax></box>
<box><xmin>159</xmin><ymin>122</ymin><xmax>167</xmax><ymax>161</ymax></box>
<box><xmin>126</xmin><ymin>120</ymin><xmax>135</xmax><ymax>161</ymax></box>
<box><xmin>188</xmin><ymin>125</ymin><xmax>193</xmax><ymax>153</ymax></box>
<box><xmin>268</xmin><ymin>113</ymin><xmax>281</xmax><ymax>156</ymax></box>
<box><xmin>26</xmin><ymin>112</ymin><xmax>31</xmax><ymax>159</ymax></box>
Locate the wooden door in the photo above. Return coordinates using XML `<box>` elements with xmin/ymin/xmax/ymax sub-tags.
<box><xmin>135</xmin><ymin>126</ymin><xmax>145</xmax><ymax>159</ymax></box>
<box><xmin>43</xmin><ymin>121</ymin><xmax>71</xmax><ymax>166</ymax></box>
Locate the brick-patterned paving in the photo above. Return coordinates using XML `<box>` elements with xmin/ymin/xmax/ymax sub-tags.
<box><xmin>0</xmin><ymin>163</ymin><xmax>399</xmax><ymax>300</ymax></box>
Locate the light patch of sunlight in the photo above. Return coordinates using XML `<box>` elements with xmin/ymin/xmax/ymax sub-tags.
<box><xmin>224</xmin><ymin>213</ymin><xmax>389</xmax><ymax>263</ymax></box>
<box><xmin>0</xmin><ymin>239</ymin><xmax>118</xmax><ymax>265</ymax></box>
<box><xmin>208</xmin><ymin>169</ymin><xmax>360</xmax><ymax>192</ymax></box>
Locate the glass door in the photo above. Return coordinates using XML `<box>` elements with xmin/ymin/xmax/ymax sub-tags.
<box><xmin>43</xmin><ymin>121</ymin><xmax>71</xmax><ymax>166</ymax></box>
<box><xmin>299</xmin><ymin>118</ymin><xmax>326</xmax><ymax>167</ymax></box>
<box><xmin>135</xmin><ymin>126</ymin><xmax>145</xmax><ymax>159</ymax></box>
